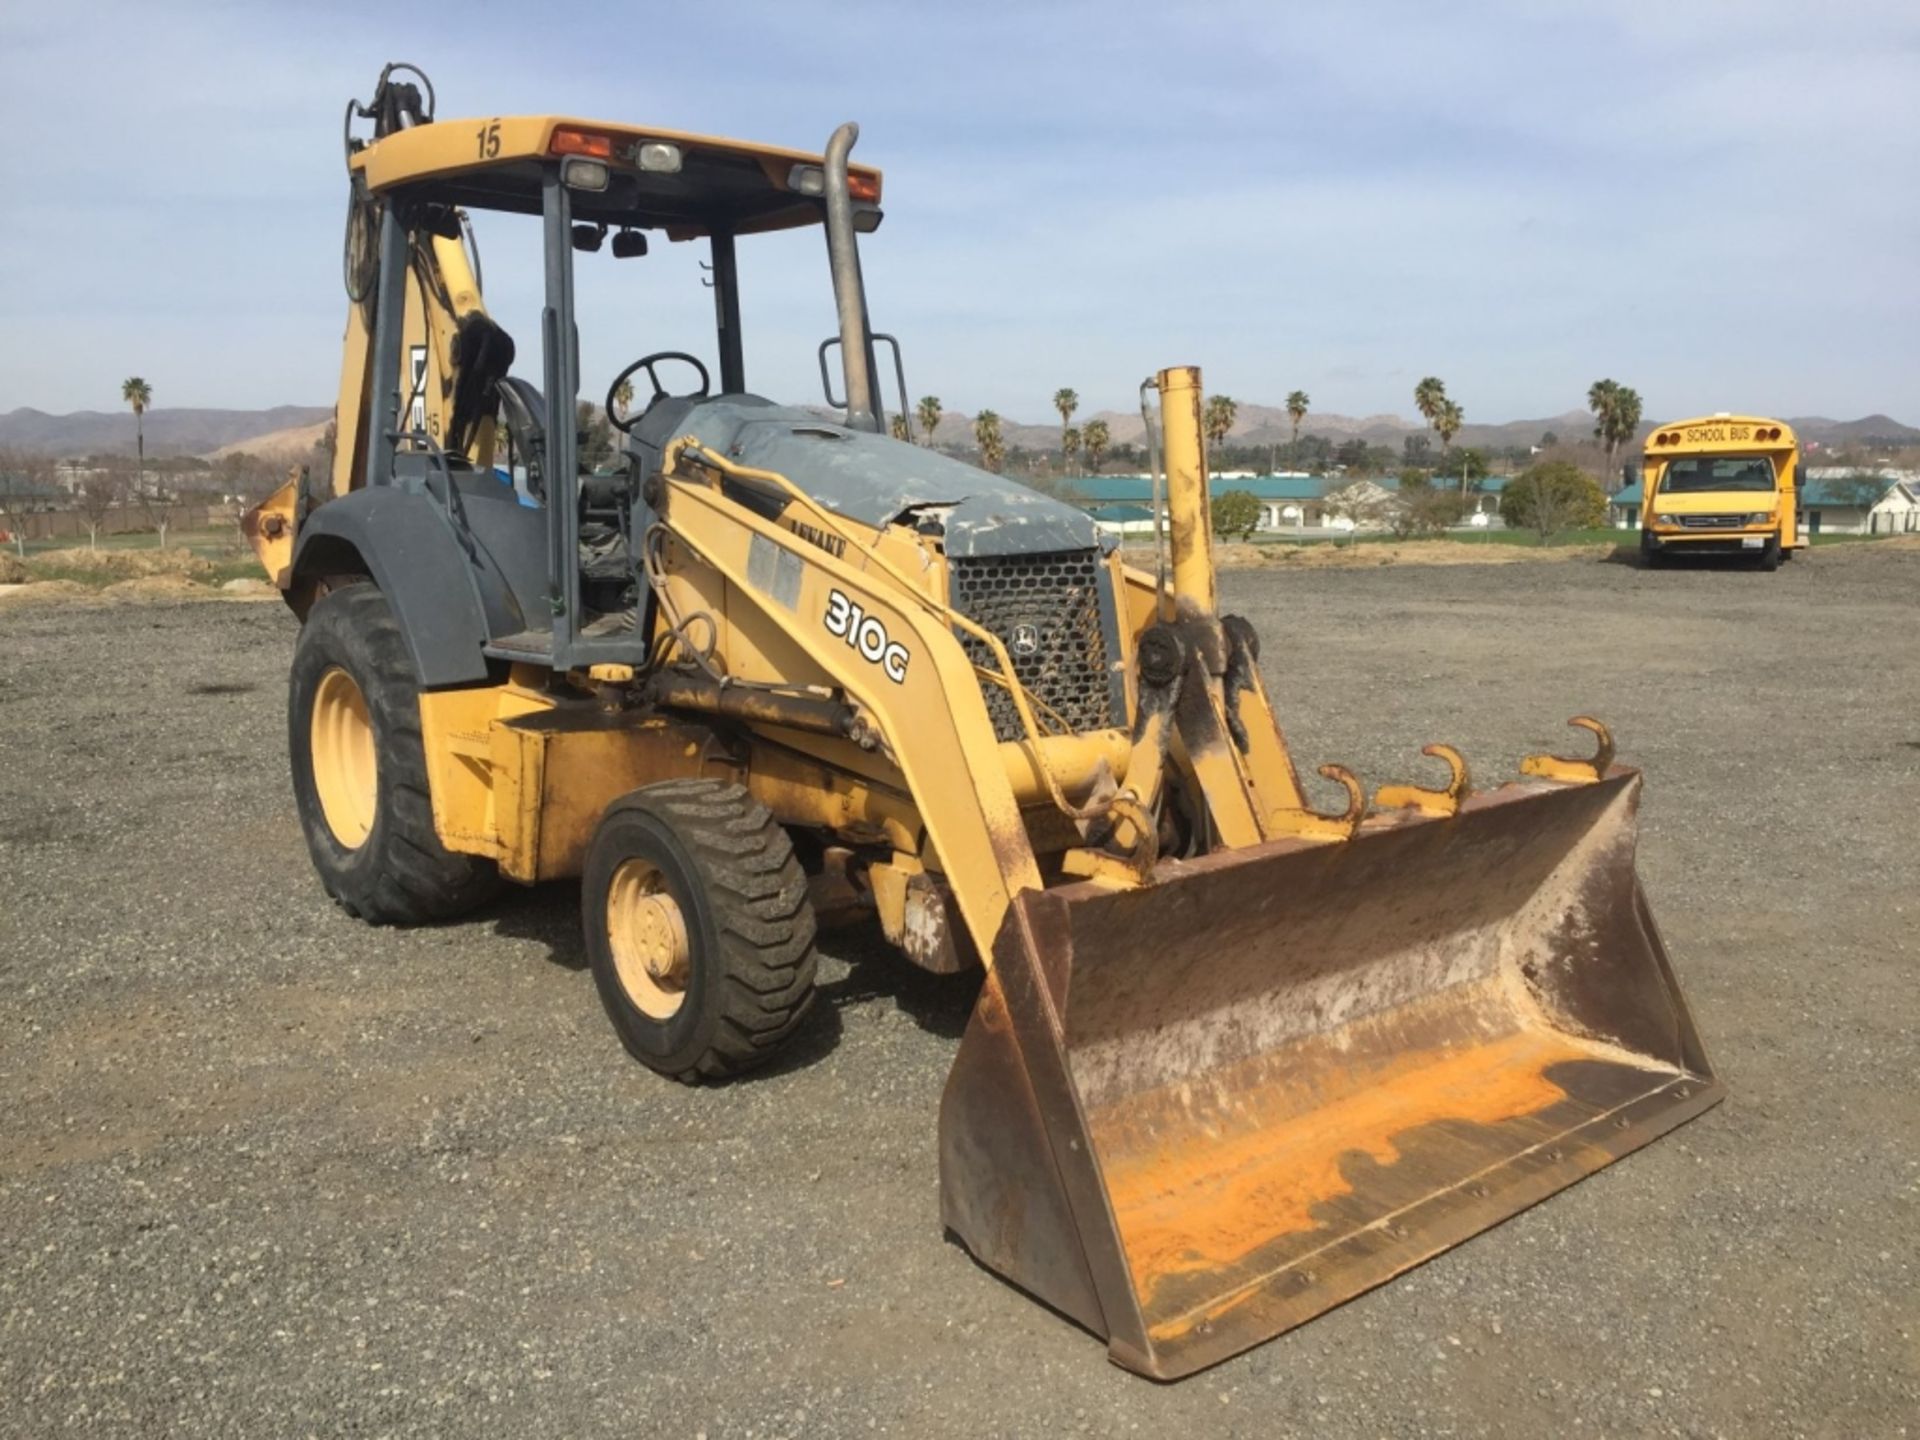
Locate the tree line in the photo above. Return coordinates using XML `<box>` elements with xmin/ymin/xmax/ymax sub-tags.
<box><xmin>887</xmin><ymin>372</ymin><xmax>1649</xmax><ymax>499</ymax></box>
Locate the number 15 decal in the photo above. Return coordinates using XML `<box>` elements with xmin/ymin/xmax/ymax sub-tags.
<box><xmin>824</xmin><ymin>589</ymin><xmax>910</xmax><ymax>684</ymax></box>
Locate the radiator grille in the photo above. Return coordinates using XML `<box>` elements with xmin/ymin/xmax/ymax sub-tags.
<box><xmin>1677</xmin><ymin>514</ymin><xmax>1747</xmax><ymax>529</ymax></box>
<box><xmin>950</xmin><ymin>550</ymin><xmax>1119</xmax><ymax>742</ymax></box>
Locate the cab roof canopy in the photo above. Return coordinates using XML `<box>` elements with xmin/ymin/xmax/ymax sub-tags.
<box><xmin>354</xmin><ymin>113</ymin><xmax>883</xmax><ymax>241</ymax></box>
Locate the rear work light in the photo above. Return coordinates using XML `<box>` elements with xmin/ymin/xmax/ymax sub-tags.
<box><xmin>550</xmin><ymin>128</ymin><xmax>613</xmax><ymax>159</ymax></box>
<box><xmin>561</xmin><ymin>157</ymin><xmax>609</xmax><ymax>192</ymax></box>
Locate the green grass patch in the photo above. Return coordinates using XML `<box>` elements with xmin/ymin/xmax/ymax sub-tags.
<box><xmin>23</xmin><ymin>526</ymin><xmax>249</xmax><ymax>560</ymax></box>
<box><xmin>13</xmin><ymin>563</ymin><xmax>120</xmax><ymax>589</ymax></box>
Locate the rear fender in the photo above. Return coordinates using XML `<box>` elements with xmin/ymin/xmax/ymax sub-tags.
<box><xmin>292</xmin><ymin>488</ymin><xmax>523</xmax><ymax>687</ymax></box>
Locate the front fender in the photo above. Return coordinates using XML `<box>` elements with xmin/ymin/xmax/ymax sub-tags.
<box><xmin>292</xmin><ymin>488</ymin><xmax>523</xmax><ymax>688</ymax></box>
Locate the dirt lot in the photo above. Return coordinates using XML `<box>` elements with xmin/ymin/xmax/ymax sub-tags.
<box><xmin>2</xmin><ymin>544</ymin><xmax>1915</xmax><ymax>1437</ymax></box>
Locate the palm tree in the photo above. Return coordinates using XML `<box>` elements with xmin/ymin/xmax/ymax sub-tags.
<box><xmin>1588</xmin><ymin>379</ymin><xmax>1643</xmax><ymax>494</ymax></box>
<box><xmin>1436</xmin><ymin>399</ymin><xmax>1465</xmax><ymax>490</ymax></box>
<box><xmin>915</xmin><ymin>395</ymin><xmax>943</xmax><ymax>448</ymax></box>
<box><xmin>1052</xmin><ymin>387</ymin><xmax>1079</xmax><ymax>470</ymax></box>
<box><xmin>973</xmin><ymin>410</ymin><xmax>1005</xmax><ymax>473</ymax></box>
<box><xmin>1413</xmin><ymin>376</ymin><xmax>1446</xmax><ymax>428</ymax></box>
<box><xmin>1285</xmin><ymin>390</ymin><xmax>1310</xmax><ymax>473</ymax></box>
<box><xmin>1061</xmin><ymin>426</ymin><xmax>1081</xmax><ymax>475</ymax></box>
<box><xmin>1611</xmin><ymin>388</ymin><xmax>1643</xmax><ymax>491</ymax></box>
<box><xmin>612</xmin><ymin>377</ymin><xmax>635</xmax><ymax>425</ymax></box>
<box><xmin>889</xmin><ymin>414</ymin><xmax>911</xmax><ymax>442</ymax></box>
<box><xmin>122</xmin><ymin>376</ymin><xmax>152</xmax><ymax>518</ymax></box>
<box><xmin>1053</xmin><ymin>387</ymin><xmax>1079</xmax><ymax>432</ymax></box>
<box><xmin>1082</xmin><ymin>418</ymin><xmax>1111</xmax><ymax>474</ymax></box>
<box><xmin>1203</xmin><ymin>395</ymin><xmax>1238</xmax><ymax>475</ymax></box>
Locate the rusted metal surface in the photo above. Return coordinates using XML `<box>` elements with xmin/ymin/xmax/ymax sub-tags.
<box><xmin>938</xmin><ymin>769</ymin><xmax>1720</xmax><ymax>1379</ymax></box>
<box><xmin>899</xmin><ymin>871</ymin><xmax>979</xmax><ymax>974</ymax></box>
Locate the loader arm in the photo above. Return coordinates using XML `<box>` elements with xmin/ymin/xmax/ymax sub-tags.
<box><xmin>652</xmin><ymin>452</ymin><xmax>1047</xmax><ymax>957</ymax></box>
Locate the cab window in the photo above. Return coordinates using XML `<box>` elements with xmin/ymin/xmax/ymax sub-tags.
<box><xmin>1660</xmin><ymin>456</ymin><xmax>1776</xmax><ymax>494</ymax></box>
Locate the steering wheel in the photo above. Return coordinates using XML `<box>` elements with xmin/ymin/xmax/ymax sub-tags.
<box><xmin>607</xmin><ymin>351</ymin><xmax>710</xmax><ymax>432</ymax></box>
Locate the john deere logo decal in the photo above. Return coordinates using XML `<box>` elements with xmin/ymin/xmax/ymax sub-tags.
<box><xmin>1010</xmin><ymin>624</ymin><xmax>1042</xmax><ymax>658</ymax></box>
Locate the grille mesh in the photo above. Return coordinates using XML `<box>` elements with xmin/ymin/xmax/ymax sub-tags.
<box><xmin>949</xmin><ymin>550</ymin><xmax>1118</xmax><ymax>742</ymax></box>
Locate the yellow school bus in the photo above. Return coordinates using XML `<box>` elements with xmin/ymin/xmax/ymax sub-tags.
<box><xmin>1639</xmin><ymin>414</ymin><xmax>1805</xmax><ymax>570</ymax></box>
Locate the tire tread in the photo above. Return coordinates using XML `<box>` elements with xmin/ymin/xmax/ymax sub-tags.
<box><xmin>623</xmin><ymin>779</ymin><xmax>817</xmax><ymax>1081</ymax></box>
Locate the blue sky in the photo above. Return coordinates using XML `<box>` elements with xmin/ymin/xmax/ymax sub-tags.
<box><xmin>1</xmin><ymin>0</ymin><xmax>1914</xmax><ymax>424</ymax></box>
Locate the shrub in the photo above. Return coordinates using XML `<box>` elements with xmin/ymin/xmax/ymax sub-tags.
<box><xmin>1210</xmin><ymin>488</ymin><xmax>1262</xmax><ymax>540</ymax></box>
<box><xmin>1500</xmin><ymin>461</ymin><xmax>1606</xmax><ymax>541</ymax></box>
<box><xmin>1389</xmin><ymin>487</ymin><xmax>1468</xmax><ymax>538</ymax></box>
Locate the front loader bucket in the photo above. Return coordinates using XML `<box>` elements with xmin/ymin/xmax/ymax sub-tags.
<box><xmin>939</xmin><ymin>769</ymin><xmax>1720</xmax><ymax>1379</ymax></box>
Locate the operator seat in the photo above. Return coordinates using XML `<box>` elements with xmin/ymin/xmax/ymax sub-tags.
<box><xmin>495</xmin><ymin>377</ymin><xmax>548</xmax><ymax>501</ymax></box>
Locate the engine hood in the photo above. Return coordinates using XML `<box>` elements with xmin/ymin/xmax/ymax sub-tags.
<box><xmin>670</xmin><ymin>397</ymin><xmax>1104</xmax><ymax>558</ymax></box>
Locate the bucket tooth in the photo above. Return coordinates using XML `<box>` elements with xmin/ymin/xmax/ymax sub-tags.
<box><xmin>1375</xmin><ymin>743</ymin><xmax>1471</xmax><ymax>817</ymax></box>
<box><xmin>1521</xmin><ymin>716</ymin><xmax>1615</xmax><ymax>784</ymax></box>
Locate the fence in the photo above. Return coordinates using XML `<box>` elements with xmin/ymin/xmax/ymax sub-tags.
<box><xmin>5</xmin><ymin>504</ymin><xmax>231</xmax><ymax>544</ymax></box>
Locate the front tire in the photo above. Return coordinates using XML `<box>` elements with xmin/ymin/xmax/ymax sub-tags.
<box><xmin>583</xmin><ymin>780</ymin><xmax>817</xmax><ymax>1081</ymax></box>
<box><xmin>1640</xmin><ymin>531</ymin><xmax>1665</xmax><ymax>568</ymax></box>
<box><xmin>289</xmin><ymin>584</ymin><xmax>500</xmax><ymax>923</ymax></box>
<box><xmin>1759</xmin><ymin>532</ymin><xmax>1782</xmax><ymax>572</ymax></box>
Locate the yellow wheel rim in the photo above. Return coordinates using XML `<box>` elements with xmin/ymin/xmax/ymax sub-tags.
<box><xmin>607</xmin><ymin>858</ymin><xmax>692</xmax><ymax>1020</ymax></box>
<box><xmin>311</xmin><ymin>666</ymin><xmax>377</xmax><ymax>849</ymax></box>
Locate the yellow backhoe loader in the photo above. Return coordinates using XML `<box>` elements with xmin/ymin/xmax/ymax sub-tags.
<box><xmin>248</xmin><ymin>64</ymin><xmax>1722</xmax><ymax>1379</ymax></box>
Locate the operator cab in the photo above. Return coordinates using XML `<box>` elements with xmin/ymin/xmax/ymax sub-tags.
<box><xmin>337</xmin><ymin>81</ymin><xmax>900</xmax><ymax>672</ymax></box>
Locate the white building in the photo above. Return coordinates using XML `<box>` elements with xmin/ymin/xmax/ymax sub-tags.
<box><xmin>1803</xmin><ymin>470</ymin><xmax>1920</xmax><ymax>536</ymax></box>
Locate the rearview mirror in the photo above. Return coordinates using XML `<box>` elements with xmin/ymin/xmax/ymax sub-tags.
<box><xmin>611</xmin><ymin>229</ymin><xmax>648</xmax><ymax>259</ymax></box>
<box><xmin>571</xmin><ymin>223</ymin><xmax>605</xmax><ymax>253</ymax></box>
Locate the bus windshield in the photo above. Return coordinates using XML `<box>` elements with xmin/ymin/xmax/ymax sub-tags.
<box><xmin>1660</xmin><ymin>456</ymin><xmax>1777</xmax><ymax>494</ymax></box>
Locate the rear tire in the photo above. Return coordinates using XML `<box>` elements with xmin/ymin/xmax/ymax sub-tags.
<box><xmin>289</xmin><ymin>584</ymin><xmax>501</xmax><ymax>923</ymax></box>
<box><xmin>584</xmin><ymin>780</ymin><xmax>817</xmax><ymax>1081</ymax></box>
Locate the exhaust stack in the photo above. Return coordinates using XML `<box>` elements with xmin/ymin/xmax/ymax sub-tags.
<box><xmin>822</xmin><ymin>122</ymin><xmax>882</xmax><ymax>433</ymax></box>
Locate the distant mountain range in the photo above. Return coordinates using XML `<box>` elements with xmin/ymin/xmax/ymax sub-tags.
<box><xmin>0</xmin><ymin>406</ymin><xmax>331</xmax><ymax>458</ymax></box>
<box><xmin>3</xmin><ymin>401</ymin><xmax>1913</xmax><ymax>461</ymax></box>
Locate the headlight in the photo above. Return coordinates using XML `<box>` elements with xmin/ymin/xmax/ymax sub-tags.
<box><xmin>1742</xmin><ymin>511</ymin><xmax>1772</xmax><ymax>526</ymax></box>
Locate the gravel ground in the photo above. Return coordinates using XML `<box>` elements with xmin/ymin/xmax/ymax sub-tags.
<box><xmin>2</xmin><ymin>545</ymin><xmax>1915</xmax><ymax>1438</ymax></box>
